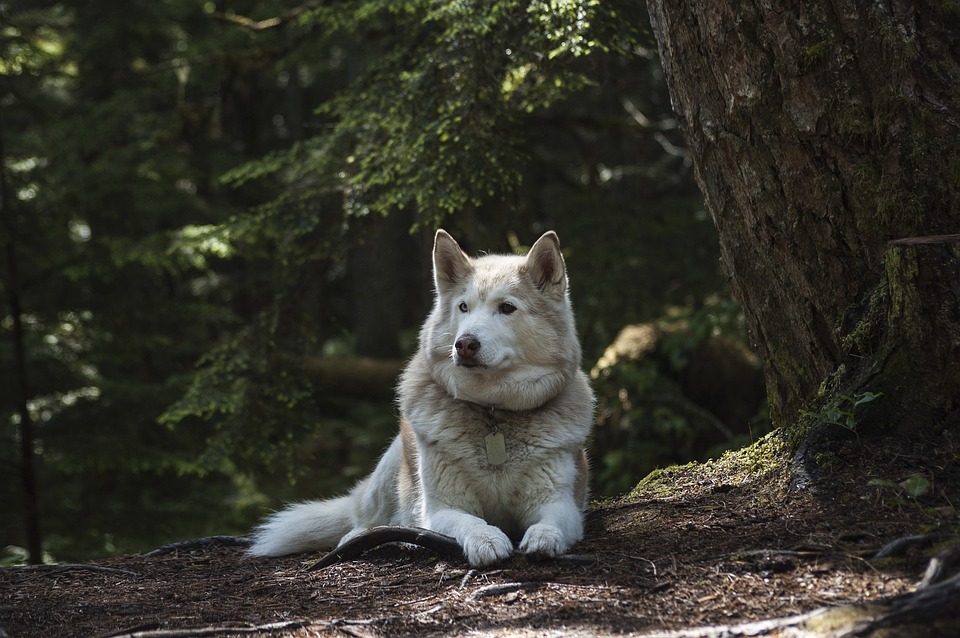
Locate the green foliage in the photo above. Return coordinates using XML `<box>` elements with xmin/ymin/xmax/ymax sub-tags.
<box><xmin>220</xmin><ymin>0</ymin><xmax>649</xmax><ymax>229</ymax></box>
<box><xmin>801</xmin><ymin>391</ymin><xmax>884</xmax><ymax>443</ymax></box>
<box><xmin>1</xmin><ymin>0</ymin><xmax>273</xmax><ymax>559</ymax></box>
<box><xmin>1</xmin><ymin>0</ymin><xmax>728</xmax><ymax>560</ymax></box>
<box><xmin>658</xmin><ymin>296</ymin><xmax>748</xmax><ymax>370</ymax></box>
<box><xmin>590</xmin><ymin>300</ymin><xmax>769</xmax><ymax>497</ymax></box>
<box><xmin>159</xmin><ymin>310</ymin><xmax>321</xmax><ymax>478</ymax></box>
<box><xmin>868</xmin><ymin>474</ymin><xmax>931</xmax><ymax>500</ymax></box>
<box><xmin>866</xmin><ymin>473</ymin><xmax>948</xmax><ymax>526</ymax></box>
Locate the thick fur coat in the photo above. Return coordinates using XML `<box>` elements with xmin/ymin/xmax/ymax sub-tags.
<box><xmin>248</xmin><ymin>230</ymin><xmax>595</xmax><ymax>566</ymax></box>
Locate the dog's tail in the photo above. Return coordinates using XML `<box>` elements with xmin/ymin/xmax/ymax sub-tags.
<box><xmin>247</xmin><ymin>496</ymin><xmax>357</xmax><ymax>556</ymax></box>
<box><xmin>247</xmin><ymin>437</ymin><xmax>403</xmax><ymax>556</ymax></box>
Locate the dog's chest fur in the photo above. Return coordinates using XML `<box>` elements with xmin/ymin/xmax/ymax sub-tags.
<box><xmin>427</xmin><ymin>402</ymin><xmax>552</xmax><ymax>467</ymax></box>
<box><xmin>397</xmin><ymin>372</ymin><xmax>589</xmax><ymax>538</ymax></box>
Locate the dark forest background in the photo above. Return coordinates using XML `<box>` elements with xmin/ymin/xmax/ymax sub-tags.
<box><xmin>1</xmin><ymin>0</ymin><xmax>769</xmax><ymax>563</ymax></box>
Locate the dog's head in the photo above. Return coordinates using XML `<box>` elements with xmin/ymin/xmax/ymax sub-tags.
<box><xmin>423</xmin><ymin>229</ymin><xmax>581</xmax><ymax>411</ymax></box>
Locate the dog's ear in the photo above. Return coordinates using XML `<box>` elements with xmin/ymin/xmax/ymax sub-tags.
<box><xmin>433</xmin><ymin>229</ymin><xmax>473</xmax><ymax>293</ymax></box>
<box><xmin>526</xmin><ymin>231</ymin><xmax>567</xmax><ymax>297</ymax></box>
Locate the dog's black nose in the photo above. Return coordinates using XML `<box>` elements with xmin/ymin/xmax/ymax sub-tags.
<box><xmin>455</xmin><ymin>334</ymin><xmax>481</xmax><ymax>359</ymax></box>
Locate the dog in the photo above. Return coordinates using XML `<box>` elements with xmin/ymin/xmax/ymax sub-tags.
<box><xmin>248</xmin><ymin>229</ymin><xmax>595</xmax><ymax>567</ymax></box>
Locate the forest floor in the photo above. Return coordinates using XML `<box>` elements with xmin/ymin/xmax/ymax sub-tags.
<box><xmin>3</xmin><ymin>430</ymin><xmax>959</xmax><ymax>638</ymax></box>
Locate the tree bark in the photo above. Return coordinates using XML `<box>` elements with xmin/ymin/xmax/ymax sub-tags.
<box><xmin>645</xmin><ymin>0</ymin><xmax>960</xmax><ymax>431</ymax></box>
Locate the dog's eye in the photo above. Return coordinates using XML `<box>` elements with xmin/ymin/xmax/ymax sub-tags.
<box><xmin>499</xmin><ymin>302</ymin><xmax>517</xmax><ymax>315</ymax></box>
<box><xmin>458</xmin><ymin>302</ymin><xmax>468</xmax><ymax>313</ymax></box>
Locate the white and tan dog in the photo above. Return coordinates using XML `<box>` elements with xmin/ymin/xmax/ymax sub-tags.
<box><xmin>248</xmin><ymin>230</ymin><xmax>595</xmax><ymax>567</ymax></box>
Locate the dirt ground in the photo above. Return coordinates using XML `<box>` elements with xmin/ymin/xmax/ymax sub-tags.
<box><xmin>3</xmin><ymin>431</ymin><xmax>959</xmax><ymax>638</ymax></box>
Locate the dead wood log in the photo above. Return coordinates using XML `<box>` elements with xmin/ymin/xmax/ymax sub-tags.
<box><xmin>302</xmin><ymin>356</ymin><xmax>404</xmax><ymax>401</ymax></box>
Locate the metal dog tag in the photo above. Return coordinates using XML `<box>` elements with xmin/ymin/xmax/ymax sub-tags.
<box><xmin>485</xmin><ymin>431</ymin><xmax>507</xmax><ymax>465</ymax></box>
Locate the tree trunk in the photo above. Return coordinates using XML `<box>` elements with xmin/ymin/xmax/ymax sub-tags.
<box><xmin>349</xmin><ymin>210</ymin><xmax>417</xmax><ymax>359</ymax></box>
<box><xmin>0</xmin><ymin>99</ymin><xmax>44</xmax><ymax>564</ymax></box>
<box><xmin>645</xmin><ymin>0</ymin><xmax>960</xmax><ymax>432</ymax></box>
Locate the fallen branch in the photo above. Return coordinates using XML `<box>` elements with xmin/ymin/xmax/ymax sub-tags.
<box><xmin>466</xmin><ymin>581</ymin><xmax>541</xmax><ymax>602</ymax></box>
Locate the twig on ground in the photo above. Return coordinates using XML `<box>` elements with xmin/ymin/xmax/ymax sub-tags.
<box><xmin>609</xmin><ymin>551</ymin><xmax>659</xmax><ymax>576</ymax></box>
<box><xmin>466</xmin><ymin>581</ymin><xmax>541</xmax><ymax>602</ymax></box>
<box><xmin>459</xmin><ymin>568</ymin><xmax>479</xmax><ymax>589</ymax></box>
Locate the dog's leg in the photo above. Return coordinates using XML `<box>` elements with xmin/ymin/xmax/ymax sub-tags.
<box><xmin>518</xmin><ymin>497</ymin><xmax>584</xmax><ymax>558</ymax></box>
<box><xmin>427</xmin><ymin>508</ymin><xmax>514</xmax><ymax>567</ymax></box>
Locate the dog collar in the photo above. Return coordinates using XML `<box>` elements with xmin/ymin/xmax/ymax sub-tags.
<box><xmin>461</xmin><ymin>402</ymin><xmax>511</xmax><ymax>466</ymax></box>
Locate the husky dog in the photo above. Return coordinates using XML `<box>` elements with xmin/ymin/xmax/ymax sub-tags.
<box><xmin>248</xmin><ymin>230</ymin><xmax>595</xmax><ymax>567</ymax></box>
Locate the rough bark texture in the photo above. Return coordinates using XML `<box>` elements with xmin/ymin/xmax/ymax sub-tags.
<box><xmin>645</xmin><ymin>0</ymin><xmax>960</xmax><ymax>430</ymax></box>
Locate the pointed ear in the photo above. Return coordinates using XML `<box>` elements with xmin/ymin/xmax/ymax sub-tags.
<box><xmin>433</xmin><ymin>229</ymin><xmax>473</xmax><ymax>293</ymax></box>
<box><xmin>525</xmin><ymin>231</ymin><xmax>567</xmax><ymax>297</ymax></box>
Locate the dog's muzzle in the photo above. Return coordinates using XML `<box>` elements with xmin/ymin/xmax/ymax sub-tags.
<box><xmin>454</xmin><ymin>334</ymin><xmax>482</xmax><ymax>367</ymax></box>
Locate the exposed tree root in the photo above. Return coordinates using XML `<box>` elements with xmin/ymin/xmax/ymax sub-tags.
<box><xmin>306</xmin><ymin>526</ymin><xmax>463</xmax><ymax>571</ymax></box>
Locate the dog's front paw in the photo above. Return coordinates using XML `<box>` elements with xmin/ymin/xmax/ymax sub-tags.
<box><xmin>519</xmin><ymin>523</ymin><xmax>569</xmax><ymax>558</ymax></box>
<box><xmin>462</xmin><ymin>525</ymin><xmax>514</xmax><ymax>567</ymax></box>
